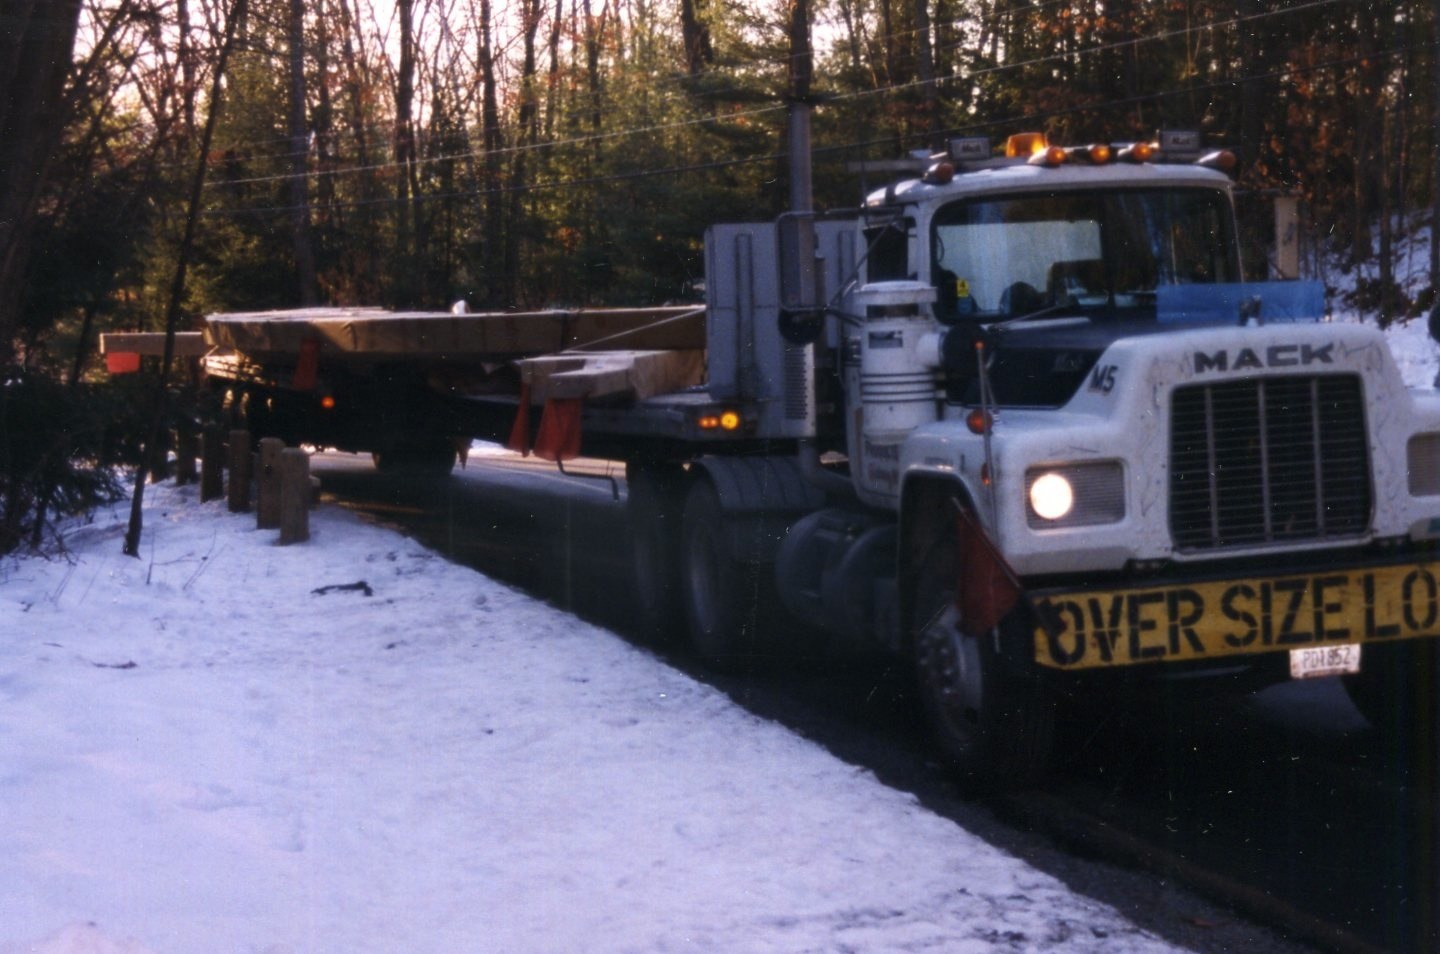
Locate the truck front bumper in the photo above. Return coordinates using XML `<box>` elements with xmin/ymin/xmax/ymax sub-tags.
<box><xmin>1026</xmin><ymin>548</ymin><xmax>1440</xmax><ymax>673</ymax></box>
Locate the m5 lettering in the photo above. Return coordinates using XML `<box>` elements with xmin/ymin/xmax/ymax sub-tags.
<box><xmin>1088</xmin><ymin>364</ymin><xmax>1117</xmax><ymax>393</ymax></box>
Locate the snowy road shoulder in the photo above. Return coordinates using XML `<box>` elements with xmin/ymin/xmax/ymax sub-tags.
<box><xmin>0</xmin><ymin>482</ymin><xmax>1185</xmax><ymax>953</ymax></box>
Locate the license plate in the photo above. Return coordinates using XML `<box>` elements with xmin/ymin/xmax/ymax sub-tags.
<box><xmin>1031</xmin><ymin>560</ymin><xmax>1440</xmax><ymax>671</ymax></box>
<box><xmin>1290</xmin><ymin>644</ymin><xmax>1361</xmax><ymax>679</ymax></box>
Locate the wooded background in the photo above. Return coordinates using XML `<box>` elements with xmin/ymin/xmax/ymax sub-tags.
<box><xmin>0</xmin><ymin>0</ymin><xmax>1435</xmax><ymax>546</ymax></box>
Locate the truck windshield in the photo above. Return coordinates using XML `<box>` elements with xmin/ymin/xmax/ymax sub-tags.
<box><xmin>930</xmin><ymin>188</ymin><xmax>1238</xmax><ymax>322</ymax></box>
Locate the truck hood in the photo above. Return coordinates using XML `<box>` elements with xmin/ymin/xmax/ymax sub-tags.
<box><xmin>953</xmin><ymin>317</ymin><xmax>1227</xmax><ymax>407</ymax></box>
<box><xmin>946</xmin><ymin>280</ymin><xmax>1329</xmax><ymax>407</ymax></box>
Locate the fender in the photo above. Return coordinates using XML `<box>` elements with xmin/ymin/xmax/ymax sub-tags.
<box><xmin>690</xmin><ymin>455</ymin><xmax>826</xmax><ymax>514</ymax></box>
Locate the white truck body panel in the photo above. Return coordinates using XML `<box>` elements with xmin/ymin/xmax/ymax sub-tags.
<box><xmin>901</xmin><ymin>321</ymin><xmax>1440</xmax><ymax>578</ymax></box>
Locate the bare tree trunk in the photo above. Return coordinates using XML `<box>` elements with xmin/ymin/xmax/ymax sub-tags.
<box><xmin>312</xmin><ymin>2</ymin><xmax>335</xmax><ymax>217</ymax></box>
<box><xmin>1352</xmin><ymin>3</ymin><xmax>1382</xmax><ymax>273</ymax></box>
<box><xmin>336</xmin><ymin>0</ymin><xmax>378</xmax><ymax>292</ymax></box>
<box><xmin>506</xmin><ymin>0</ymin><xmax>545</xmax><ymax>304</ymax></box>
<box><xmin>1432</xmin><ymin>0</ymin><xmax>1440</xmax><ymax>286</ymax></box>
<box><xmin>678</xmin><ymin>0</ymin><xmax>713</xmax><ymax>76</ymax></box>
<box><xmin>125</xmin><ymin>0</ymin><xmax>250</xmax><ymax>556</ymax></box>
<box><xmin>912</xmin><ymin>0</ymin><xmax>937</xmax><ymax>148</ymax></box>
<box><xmin>478</xmin><ymin>0</ymin><xmax>505</xmax><ymax>304</ymax></box>
<box><xmin>546</xmin><ymin>0</ymin><xmax>564</xmax><ymax>139</ymax></box>
<box><xmin>394</xmin><ymin>0</ymin><xmax>417</xmax><ymax>281</ymax></box>
<box><xmin>178</xmin><ymin>0</ymin><xmax>197</xmax><ymax>138</ymax></box>
<box><xmin>583</xmin><ymin>0</ymin><xmax>605</xmax><ymax>144</ymax></box>
<box><xmin>0</xmin><ymin>0</ymin><xmax>84</xmax><ymax>366</ymax></box>
<box><xmin>835</xmin><ymin>0</ymin><xmax>862</xmax><ymax>72</ymax></box>
<box><xmin>288</xmin><ymin>0</ymin><xmax>319</xmax><ymax>304</ymax></box>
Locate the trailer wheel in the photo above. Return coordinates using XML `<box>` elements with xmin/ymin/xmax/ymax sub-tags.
<box><xmin>626</xmin><ymin>463</ymin><xmax>686</xmax><ymax>645</ymax></box>
<box><xmin>681</xmin><ymin>477</ymin><xmax>763</xmax><ymax>668</ymax></box>
<box><xmin>372</xmin><ymin>439</ymin><xmax>456</xmax><ymax>477</ymax></box>
<box><xmin>911</xmin><ymin>532</ymin><xmax>1054</xmax><ymax>788</ymax></box>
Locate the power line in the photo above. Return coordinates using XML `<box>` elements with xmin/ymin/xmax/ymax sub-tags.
<box><xmin>195</xmin><ymin>35</ymin><xmax>1421</xmax><ymax>221</ymax></box>
<box><xmin>200</xmin><ymin>0</ymin><xmax>1355</xmax><ymax>192</ymax></box>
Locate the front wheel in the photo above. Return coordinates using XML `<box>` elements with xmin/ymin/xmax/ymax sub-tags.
<box><xmin>911</xmin><ymin>531</ymin><xmax>1055</xmax><ymax>789</ymax></box>
<box><xmin>1346</xmin><ymin>641</ymin><xmax>1437</xmax><ymax>737</ymax></box>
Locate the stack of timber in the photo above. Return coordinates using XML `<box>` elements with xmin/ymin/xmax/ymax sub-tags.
<box><xmin>202</xmin><ymin>305</ymin><xmax>706</xmax><ymax>362</ymax></box>
<box><xmin>516</xmin><ymin>350</ymin><xmax>708</xmax><ymax>403</ymax></box>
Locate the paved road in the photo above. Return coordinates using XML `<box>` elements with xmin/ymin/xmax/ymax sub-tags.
<box><xmin>312</xmin><ymin>450</ymin><xmax>1438</xmax><ymax>953</ymax></box>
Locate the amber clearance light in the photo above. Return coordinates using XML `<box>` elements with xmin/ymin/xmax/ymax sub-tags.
<box><xmin>698</xmin><ymin>409</ymin><xmax>743</xmax><ymax>431</ymax></box>
<box><xmin>1004</xmin><ymin>132</ymin><xmax>1049</xmax><ymax>158</ymax></box>
<box><xmin>1119</xmin><ymin>140</ymin><xmax>1156</xmax><ymax>163</ymax></box>
<box><xmin>1027</xmin><ymin>144</ymin><xmax>1068</xmax><ymax>167</ymax></box>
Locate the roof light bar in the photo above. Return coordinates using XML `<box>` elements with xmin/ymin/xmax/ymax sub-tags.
<box><xmin>1067</xmin><ymin>143</ymin><xmax>1113</xmax><ymax>165</ymax></box>
<box><xmin>1197</xmin><ymin>149</ymin><xmax>1238</xmax><ymax>174</ymax></box>
<box><xmin>1027</xmin><ymin>144</ymin><xmax>1068</xmax><ymax>167</ymax></box>
<box><xmin>1118</xmin><ymin>140</ymin><xmax>1156</xmax><ymax>163</ymax></box>
<box><xmin>1004</xmin><ymin>132</ymin><xmax>1049</xmax><ymax>158</ymax></box>
<box><xmin>923</xmin><ymin>160</ymin><xmax>956</xmax><ymax>185</ymax></box>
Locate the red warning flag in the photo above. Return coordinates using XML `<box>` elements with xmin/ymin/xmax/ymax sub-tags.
<box><xmin>506</xmin><ymin>383</ymin><xmax>533</xmax><ymax>457</ymax></box>
<box><xmin>955</xmin><ymin>505</ymin><xmax>1023</xmax><ymax>635</ymax></box>
<box><xmin>105</xmin><ymin>352</ymin><xmax>141</xmax><ymax>374</ymax></box>
<box><xmin>532</xmin><ymin>398</ymin><xmax>583</xmax><ymax>462</ymax></box>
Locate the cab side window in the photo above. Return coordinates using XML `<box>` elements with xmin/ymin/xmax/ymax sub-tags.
<box><xmin>865</xmin><ymin>219</ymin><xmax>912</xmax><ymax>283</ymax></box>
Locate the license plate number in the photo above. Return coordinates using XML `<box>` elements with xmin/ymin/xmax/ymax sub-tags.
<box><xmin>1289</xmin><ymin>644</ymin><xmax>1361</xmax><ymax>679</ymax></box>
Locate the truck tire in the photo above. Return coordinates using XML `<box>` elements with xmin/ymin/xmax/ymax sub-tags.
<box><xmin>1346</xmin><ymin>641</ymin><xmax>1436</xmax><ymax>738</ymax></box>
<box><xmin>372</xmin><ymin>440</ymin><xmax>456</xmax><ymax>477</ymax></box>
<box><xmin>911</xmin><ymin>532</ymin><xmax>1055</xmax><ymax>789</ymax></box>
<box><xmin>626</xmin><ymin>463</ymin><xmax>686</xmax><ymax>645</ymax></box>
<box><xmin>681</xmin><ymin>477</ymin><xmax>764</xmax><ymax>668</ymax></box>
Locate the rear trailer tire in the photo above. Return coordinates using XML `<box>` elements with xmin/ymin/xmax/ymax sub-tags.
<box><xmin>911</xmin><ymin>534</ymin><xmax>1055</xmax><ymax>789</ymax></box>
<box><xmin>681</xmin><ymin>478</ymin><xmax>765</xmax><ymax>668</ymax></box>
<box><xmin>626</xmin><ymin>463</ymin><xmax>686</xmax><ymax>645</ymax></box>
<box><xmin>371</xmin><ymin>439</ymin><xmax>457</xmax><ymax>477</ymax></box>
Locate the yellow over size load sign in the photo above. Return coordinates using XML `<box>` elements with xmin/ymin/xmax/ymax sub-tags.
<box><xmin>1031</xmin><ymin>561</ymin><xmax>1440</xmax><ymax>671</ymax></box>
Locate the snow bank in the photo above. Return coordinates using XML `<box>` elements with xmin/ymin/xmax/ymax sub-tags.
<box><xmin>1</xmin><ymin>484</ymin><xmax>1180</xmax><ymax>953</ymax></box>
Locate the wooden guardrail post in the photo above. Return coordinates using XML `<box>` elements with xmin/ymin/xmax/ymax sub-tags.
<box><xmin>174</xmin><ymin>424</ymin><xmax>198</xmax><ymax>486</ymax></box>
<box><xmin>278</xmin><ymin>448</ymin><xmax>310</xmax><ymax>544</ymax></box>
<box><xmin>256</xmin><ymin>437</ymin><xmax>285</xmax><ymax>530</ymax></box>
<box><xmin>227</xmin><ymin>429</ymin><xmax>252</xmax><ymax>512</ymax></box>
<box><xmin>148</xmin><ymin>427</ymin><xmax>170</xmax><ymax>484</ymax></box>
<box><xmin>200</xmin><ymin>425</ymin><xmax>225</xmax><ymax>502</ymax></box>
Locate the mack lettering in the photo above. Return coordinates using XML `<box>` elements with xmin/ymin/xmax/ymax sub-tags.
<box><xmin>1193</xmin><ymin>342</ymin><xmax>1334</xmax><ymax>374</ymax></box>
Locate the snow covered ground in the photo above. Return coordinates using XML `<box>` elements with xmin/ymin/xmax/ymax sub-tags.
<box><xmin>1</xmin><ymin>311</ymin><xmax>1435</xmax><ymax>953</ymax></box>
<box><xmin>2</xmin><ymin>482</ymin><xmax>1197</xmax><ymax>954</ymax></box>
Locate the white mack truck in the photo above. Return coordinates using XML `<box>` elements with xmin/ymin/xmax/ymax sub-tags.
<box><xmin>113</xmin><ymin>130</ymin><xmax>1440</xmax><ymax>785</ymax></box>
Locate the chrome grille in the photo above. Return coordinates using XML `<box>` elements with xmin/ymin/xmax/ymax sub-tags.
<box><xmin>1170</xmin><ymin>375</ymin><xmax>1370</xmax><ymax>551</ymax></box>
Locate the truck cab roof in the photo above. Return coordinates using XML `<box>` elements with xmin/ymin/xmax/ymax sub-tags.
<box><xmin>868</xmin><ymin>160</ymin><xmax>1234</xmax><ymax>209</ymax></box>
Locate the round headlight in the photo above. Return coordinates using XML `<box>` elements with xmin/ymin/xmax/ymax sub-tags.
<box><xmin>1029</xmin><ymin>472</ymin><xmax>1075</xmax><ymax>521</ymax></box>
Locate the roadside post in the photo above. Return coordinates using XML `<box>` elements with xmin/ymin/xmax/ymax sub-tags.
<box><xmin>200</xmin><ymin>425</ymin><xmax>224</xmax><ymax>502</ymax></box>
<box><xmin>256</xmin><ymin>437</ymin><xmax>285</xmax><ymax>530</ymax></box>
<box><xmin>278</xmin><ymin>448</ymin><xmax>310</xmax><ymax>544</ymax></box>
<box><xmin>226</xmin><ymin>429</ymin><xmax>251</xmax><ymax>512</ymax></box>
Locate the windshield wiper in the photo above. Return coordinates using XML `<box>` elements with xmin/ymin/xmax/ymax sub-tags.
<box><xmin>989</xmin><ymin>299</ymin><xmax>1076</xmax><ymax>329</ymax></box>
